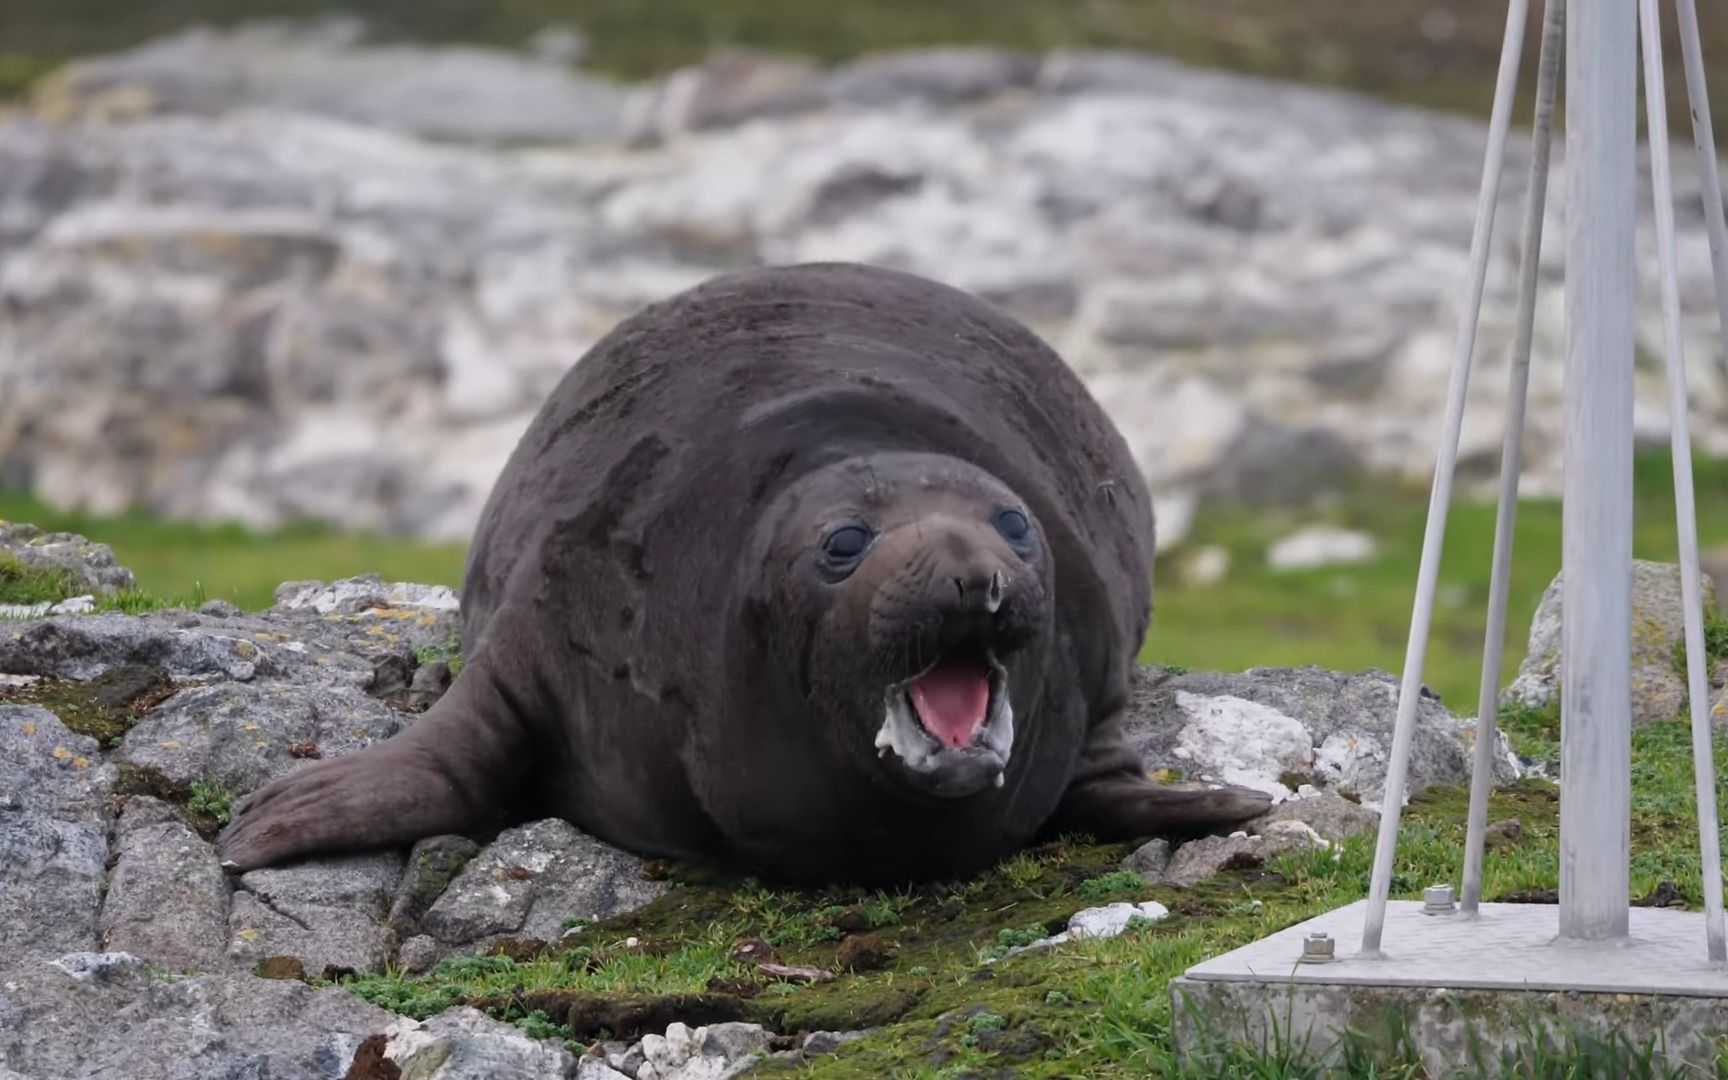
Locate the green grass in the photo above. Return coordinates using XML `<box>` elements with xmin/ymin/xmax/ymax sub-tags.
<box><xmin>0</xmin><ymin>493</ymin><xmax>466</xmax><ymax>613</ymax></box>
<box><xmin>1144</xmin><ymin>451</ymin><xmax>1728</xmax><ymax>708</ymax></box>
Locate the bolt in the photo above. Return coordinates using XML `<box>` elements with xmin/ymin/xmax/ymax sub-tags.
<box><xmin>1297</xmin><ymin>931</ymin><xmax>1336</xmax><ymax>964</ymax></box>
<box><xmin>1423</xmin><ymin>883</ymin><xmax>1457</xmax><ymax>915</ymax></box>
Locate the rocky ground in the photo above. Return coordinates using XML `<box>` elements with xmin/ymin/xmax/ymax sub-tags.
<box><xmin>6</xmin><ymin>20</ymin><xmax>1728</xmax><ymax>549</ymax></box>
<box><xmin>0</xmin><ymin>523</ymin><xmax>1578</xmax><ymax>1077</ymax></box>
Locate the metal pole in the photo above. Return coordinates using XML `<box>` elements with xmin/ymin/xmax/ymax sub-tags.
<box><xmin>1558</xmin><ymin>0</ymin><xmax>1636</xmax><ymax>944</ymax></box>
<box><xmin>1460</xmin><ymin>0</ymin><xmax>1564</xmax><ymax>919</ymax></box>
<box><xmin>1359</xmin><ymin>0</ymin><xmax>1530</xmax><ymax>957</ymax></box>
<box><xmin>1642</xmin><ymin>0</ymin><xmax>1728</xmax><ymax>965</ymax></box>
<box><xmin>1674</xmin><ymin>0</ymin><xmax>1728</xmax><ymax>387</ymax></box>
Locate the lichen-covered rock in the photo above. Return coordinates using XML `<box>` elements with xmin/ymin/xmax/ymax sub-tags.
<box><xmin>419</xmin><ymin>819</ymin><xmax>665</xmax><ymax>958</ymax></box>
<box><xmin>379</xmin><ymin>1005</ymin><xmax>578</xmax><ymax>1079</ymax></box>
<box><xmin>1503</xmin><ymin>560</ymin><xmax>1718</xmax><ymax>727</ymax></box>
<box><xmin>388</xmin><ymin>834</ymin><xmax>484</xmax><ymax>940</ymax></box>
<box><xmin>0</xmin><ymin>521</ymin><xmax>136</xmax><ymax>595</ymax></box>
<box><xmin>1127</xmin><ymin>665</ymin><xmax>1518</xmax><ymax>808</ymax></box>
<box><xmin>99</xmin><ymin>796</ymin><xmax>231</xmax><ymax>972</ymax></box>
<box><xmin>0</xmin><ymin>576</ymin><xmax>459</xmax><ymax>701</ymax></box>
<box><xmin>0</xmin><ymin>950</ymin><xmax>395</xmax><ymax>1078</ymax></box>
<box><xmin>0</xmin><ymin>704</ymin><xmax>115</xmax><ymax>962</ymax></box>
<box><xmin>117</xmin><ymin>681</ymin><xmax>406</xmax><ymax>795</ymax></box>
<box><xmin>228</xmin><ymin>851</ymin><xmax>405</xmax><ymax>976</ymax></box>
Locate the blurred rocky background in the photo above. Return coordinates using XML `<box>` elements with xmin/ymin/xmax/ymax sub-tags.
<box><xmin>4</xmin><ymin>0</ymin><xmax>1728</xmax><ymax>547</ymax></box>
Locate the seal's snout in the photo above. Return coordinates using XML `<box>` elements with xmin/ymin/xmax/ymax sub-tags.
<box><xmin>952</xmin><ymin>569</ymin><xmax>1005</xmax><ymax>613</ymax></box>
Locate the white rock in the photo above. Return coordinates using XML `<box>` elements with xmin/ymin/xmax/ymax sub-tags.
<box><xmin>1173</xmin><ymin>690</ymin><xmax>1314</xmax><ymax>799</ymax></box>
<box><xmin>1266</xmin><ymin>526</ymin><xmax>1378</xmax><ymax>571</ymax></box>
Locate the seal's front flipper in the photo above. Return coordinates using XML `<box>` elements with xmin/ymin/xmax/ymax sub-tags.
<box><xmin>216</xmin><ymin>668</ymin><xmax>536</xmax><ymax>871</ymax></box>
<box><xmin>1044</xmin><ymin>717</ymin><xmax>1271</xmax><ymax>842</ymax></box>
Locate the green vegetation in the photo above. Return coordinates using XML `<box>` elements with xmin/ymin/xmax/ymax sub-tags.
<box><xmin>186</xmin><ymin>778</ymin><xmax>236</xmax><ymax>826</ymax></box>
<box><xmin>0</xmin><ymin>550</ymin><xmax>80</xmax><ymax>605</ymax></box>
<box><xmin>1144</xmin><ymin>451</ymin><xmax>1728</xmax><ymax>707</ymax></box>
<box><xmin>6</xmin><ymin>0</ymin><xmax>1728</xmax><ymax>135</ymax></box>
<box><xmin>0</xmin><ymin>493</ymin><xmax>467</xmax><ymax>613</ymax></box>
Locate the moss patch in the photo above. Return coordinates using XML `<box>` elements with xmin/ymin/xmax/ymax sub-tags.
<box><xmin>114</xmin><ymin>763</ymin><xmax>234</xmax><ymax>839</ymax></box>
<box><xmin>0</xmin><ymin>664</ymin><xmax>177</xmax><ymax>745</ymax></box>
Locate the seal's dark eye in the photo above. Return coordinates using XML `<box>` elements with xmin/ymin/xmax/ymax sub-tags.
<box><xmin>822</xmin><ymin>525</ymin><xmax>872</xmax><ymax>562</ymax></box>
<box><xmin>993</xmin><ymin>508</ymin><xmax>1032</xmax><ymax>544</ymax></box>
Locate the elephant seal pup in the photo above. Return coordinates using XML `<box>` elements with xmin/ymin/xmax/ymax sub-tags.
<box><xmin>218</xmin><ymin>261</ymin><xmax>1270</xmax><ymax>885</ymax></box>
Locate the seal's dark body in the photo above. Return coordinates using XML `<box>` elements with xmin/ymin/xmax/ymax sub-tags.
<box><xmin>220</xmin><ymin>262</ymin><xmax>1266</xmax><ymax>884</ymax></box>
<box><xmin>463</xmin><ymin>262</ymin><xmax>1151</xmax><ymax>882</ymax></box>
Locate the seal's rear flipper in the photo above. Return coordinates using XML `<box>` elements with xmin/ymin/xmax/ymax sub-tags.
<box><xmin>216</xmin><ymin>666</ymin><xmax>536</xmax><ymax>871</ymax></box>
<box><xmin>1043</xmin><ymin>722</ymin><xmax>1271</xmax><ymax>843</ymax></box>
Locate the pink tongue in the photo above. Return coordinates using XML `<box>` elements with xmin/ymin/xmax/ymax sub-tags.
<box><xmin>908</xmin><ymin>662</ymin><xmax>990</xmax><ymax>749</ymax></box>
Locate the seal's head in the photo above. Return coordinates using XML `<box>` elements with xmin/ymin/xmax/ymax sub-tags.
<box><xmin>753</xmin><ymin>451</ymin><xmax>1053</xmax><ymax>800</ymax></box>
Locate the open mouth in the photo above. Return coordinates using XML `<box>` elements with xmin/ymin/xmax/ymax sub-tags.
<box><xmin>874</xmin><ymin>646</ymin><xmax>1014</xmax><ymax>789</ymax></box>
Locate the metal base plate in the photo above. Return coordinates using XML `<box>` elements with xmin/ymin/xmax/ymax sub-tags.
<box><xmin>1184</xmin><ymin>900</ymin><xmax>1728</xmax><ymax>997</ymax></box>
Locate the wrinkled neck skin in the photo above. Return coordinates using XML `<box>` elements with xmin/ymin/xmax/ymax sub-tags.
<box><xmin>695</xmin><ymin>451</ymin><xmax>1068</xmax><ymax>885</ymax></box>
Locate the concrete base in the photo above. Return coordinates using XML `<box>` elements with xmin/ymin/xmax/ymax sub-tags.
<box><xmin>1171</xmin><ymin>900</ymin><xmax>1728</xmax><ymax>1071</ymax></box>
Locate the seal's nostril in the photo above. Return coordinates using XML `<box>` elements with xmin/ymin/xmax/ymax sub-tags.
<box><xmin>953</xmin><ymin>576</ymin><xmax>966</xmax><ymax>601</ymax></box>
<box><xmin>986</xmin><ymin>570</ymin><xmax>1004</xmax><ymax>613</ymax></box>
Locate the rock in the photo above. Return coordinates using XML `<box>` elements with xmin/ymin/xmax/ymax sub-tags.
<box><xmin>0</xmin><ymin>521</ymin><xmax>137</xmax><ymax>595</ymax></box>
<box><xmin>624</xmin><ymin>51</ymin><xmax>822</xmax><ymax>143</ymax></box>
<box><xmin>1125</xmin><ymin>665</ymin><xmax>1517</xmax><ymax>808</ymax></box>
<box><xmin>0</xmin><ymin>949</ymin><xmax>396</xmax><ymax>1078</ymax></box>
<box><xmin>98</xmin><ymin>795</ymin><xmax>231</xmax><ymax>972</ymax></box>
<box><xmin>1123</xmin><ymin>837</ymin><xmax>1172</xmax><ymax>880</ymax></box>
<box><xmin>380</xmin><ymin>1006</ymin><xmax>577</xmax><ymax>1078</ymax></box>
<box><xmin>835</xmin><ymin>932</ymin><xmax>895</xmax><ymax>973</ymax></box>
<box><xmin>0</xmin><ymin>578</ymin><xmax>459</xmax><ymax>697</ymax></box>
<box><xmin>272</xmin><ymin>575</ymin><xmax>460</xmax><ymax>616</ymax></box>
<box><xmin>117</xmin><ymin>681</ymin><xmax>407</xmax><ymax>796</ymax></box>
<box><xmin>1266</xmin><ymin>526</ymin><xmax>1379</xmax><ymax>571</ymax></box>
<box><xmin>0</xmin><ymin>704</ymin><xmax>115</xmax><ymax>962</ymax></box>
<box><xmin>579</xmin><ymin>1056</ymin><xmax>636</xmax><ymax>1080</ymax></box>
<box><xmin>1164</xmin><ymin>824</ymin><xmax>1328</xmax><ymax>888</ymax></box>
<box><xmin>38</xmin><ymin>18</ymin><xmax>633</xmax><ymax>145</ymax></box>
<box><xmin>638</xmin><ymin>1021</ymin><xmax>774</xmax><ymax>1080</ymax></box>
<box><xmin>419</xmin><ymin>819</ymin><xmax>665</xmax><ymax>957</ymax></box>
<box><xmin>1248</xmin><ymin>790</ymin><xmax>1380</xmax><ymax>843</ymax></box>
<box><xmin>0</xmin><ymin>594</ymin><xmax>97</xmax><ymax>619</ymax></box>
<box><xmin>820</xmin><ymin>47</ymin><xmax>1038</xmax><ymax>107</ymax></box>
<box><xmin>228</xmin><ymin>851</ymin><xmax>404</xmax><ymax>976</ymax></box>
<box><xmin>997</xmin><ymin>900</ymin><xmax>1170</xmax><ymax>959</ymax></box>
<box><xmin>388</xmin><ymin>834</ymin><xmax>483</xmax><ymax>938</ymax></box>
<box><xmin>199</xmin><ymin>598</ymin><xmax>244</xmax><ymax>618</ymax></box>
<box><xmin>1484</xmin><ymin>818</ymin><xmax>1524</xmax><ymax>849</ymax></box>
<box><xmin>409</xmin><ymin>659</ymin><xmax>454</xmax><ymax>709</ymax></box>
<box><xmin>1505</xmin><ymin>561</ymin><xmax>1718</xmax><ymax>726</ymax></box>
<box><xmin>396</xmin><ymin>934</ymin><xmax>443</xmax><ymax>975</ymax></box>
